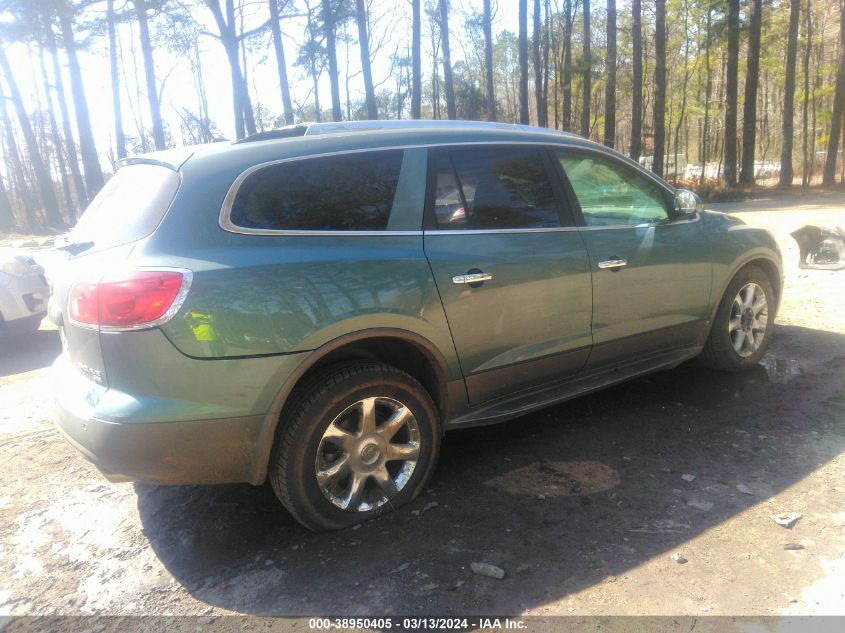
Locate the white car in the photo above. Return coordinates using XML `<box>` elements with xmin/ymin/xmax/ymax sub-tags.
<box><xmin>0</xmin><ymin>249</ymin><xmax>49</xmax><ymax>336</ymax></box>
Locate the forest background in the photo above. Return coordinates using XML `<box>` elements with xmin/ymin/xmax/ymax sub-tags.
<box><xmin>1</xmin><ymin>0</ymin><xmax>844</xmax><ymax>231</ymax></box>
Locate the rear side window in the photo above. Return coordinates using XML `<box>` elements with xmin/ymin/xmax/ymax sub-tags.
<box><xmin>69</xmin><ymin>164</ymin><xmax>180</xmax><ymax>249</ymax></box>
<box><xmin>433</xmin><ymin>148</ymin><xmax>559</xmax><ymax>229</ymax></box>
<box><xmin>229</xmin><ymin>150</ymin><xmax>403</xmax><ymax>231</ymax></box>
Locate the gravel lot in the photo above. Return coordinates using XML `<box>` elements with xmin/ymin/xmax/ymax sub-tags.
<box><xmin>1</xmin><ymin>192</ymin><xmax>844</xmax><ymax>619</ymax></box>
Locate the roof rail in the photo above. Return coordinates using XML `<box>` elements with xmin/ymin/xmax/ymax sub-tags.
<box><xmin>234</xmin><ymin>125</ymin><xmax>309</xmax><ymax>144</ymax></box>
<box><xmin>302</xmin><ymin>119</ymin><xmax>551</xmax><ymax>135</ymax></box>
<box><xmin>233</xmin><ymin>119</ymin><xmax>573</xmax><ymax>145</ymax></box>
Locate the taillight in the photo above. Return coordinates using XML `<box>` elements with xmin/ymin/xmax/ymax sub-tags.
<box><xmin>68</xmin><ymin>270</ymin><xmax>192</xmax><ymax>330</ymax></box>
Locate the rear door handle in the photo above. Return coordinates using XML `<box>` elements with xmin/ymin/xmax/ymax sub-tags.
<box><xmin>452</xmin><ymin>272</ymin><xmax>493</xmax><ymax>285</ymax></box>
<box><xmin>598</xmin><ymin>258</ymin><xmax>628</xmax><ymax>269</ymax></box>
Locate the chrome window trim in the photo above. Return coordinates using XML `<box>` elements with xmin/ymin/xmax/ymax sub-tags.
<box><xmin>423</xmin><ymin>215</ymin><xmax>699</xmax><ymax>235</ymax></box>
<box><xmin>577</xmin><ymin>214</ymin><xmax>701</xmax><ymax>231</ymax></box>
<box><xmin>223</xmin><ymin>226</ymin><xmax>425</xmax><ymax>237</ymax></box>
<box><xmin>218</xmin><ymin>141</ymin><xmax>604</xmax><ymax>237</ymax></box>
<box><xmin>424</xmin><ymin>226</ymin><xmax>579</xmax><ymax>235</ymax></box>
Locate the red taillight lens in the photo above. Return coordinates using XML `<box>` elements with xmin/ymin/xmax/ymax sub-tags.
<box><xmin>68</xmin><ymin>271</ymin><xmax>189</xmax><ymax>330</ymax></box>
<box><xmin>68</xmin><ymin>281</ymin><xmax>100</xmax><ymax>326</ymax></box>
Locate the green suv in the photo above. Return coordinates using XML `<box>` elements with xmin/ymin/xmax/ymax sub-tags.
<box><xmin>51</xmin><ymin>121</ymin><xmax>782</xmax><ymax>531</ymax></box>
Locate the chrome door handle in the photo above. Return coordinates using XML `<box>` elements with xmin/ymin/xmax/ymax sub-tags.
<box><xmin>598</xmin><ymin>258</ymin><xmax>628</xmax><ymax>269</ymax></box>
<box><xmin>452</xmin><ymin>272</ymin><xmax>493</xmax><ymax>285</ymax></box>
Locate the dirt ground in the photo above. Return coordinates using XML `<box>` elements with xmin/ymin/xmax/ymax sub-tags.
<box><xmin>1</xmin><ymin>192</ymin><xmax>844</xmax><ymax>619</ymax></box>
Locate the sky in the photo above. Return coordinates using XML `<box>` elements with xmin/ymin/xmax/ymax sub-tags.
<box><xmin>3</xmin><ymin>0</ymin><xmax>527</xmax><ymax>172</ymax></box>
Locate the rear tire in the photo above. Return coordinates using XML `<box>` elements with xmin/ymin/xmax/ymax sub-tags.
<box><xmin>269</xmin><ymin>361</ymin><xmax>441</xmax><ymax>531</ymax></box>
<box><xmin>700</xmin><ymin>265</ymin><xmax>775</xmax><ymax>371</ymax></box>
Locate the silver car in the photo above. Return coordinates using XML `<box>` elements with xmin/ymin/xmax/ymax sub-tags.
<box><xmin>0</xmin><ymin>249</ymin><xmax>49</xmax><ymax>336</ymax></box>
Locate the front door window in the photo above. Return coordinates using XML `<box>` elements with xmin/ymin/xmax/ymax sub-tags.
<box><xmin>557</xmin><ymin>153</ymin><xmax>669</xmax><ymax>227</ymax></box>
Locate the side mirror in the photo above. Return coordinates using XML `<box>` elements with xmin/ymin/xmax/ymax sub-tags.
<box><xmin>674</xmin><ymin>189</ymin><xmax>703</xmax><ymax>218</ymax></box>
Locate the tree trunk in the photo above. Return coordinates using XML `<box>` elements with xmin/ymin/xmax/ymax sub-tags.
<box><xmin>225</xmin><ymin>42</ymin><xmax>247</xmax><ymax>138</ymax></box>
<box><xmin>724</xmin><ymin>0</ymin><xmax>739</xmax><ymax>187</ymax></box>
<box><xmin>630</xmin><ymin>0</ymin><xmax>642</xmax><ymax>159</ymax></box>
<box><xmin>237</xmin><ymin>40</ymin><xmax>257</xmax><ymax>136</ymax></box>
<box><xmin>311</xmin><ymin>62</ymin><xmax>322</xmax><ymax>122</ymax></box>
<box><xmin>802</xmin><ymin>0</ymin><xmax>812</xmax><ymax>187</ymax></box>
<box><xmin>107</xmin><ymin>0</ymin><xmax>127</xmax><ymax>159</ymax></box>
<box><xmin>39</xmin><ymin>46</ymin><xmax>73</xmax><ymax>220</ymax></box>
<box><xmin>135</xmin><ymin>0</ymin><xmax>165</xmax><ymax>150</ymax></box>
<box><xmin>0</xmin><ymin>82</ymin><xmax>33</xmax><ymax>223</ymax></box>
<box><xmin>562</xmin><ymin>0</ymin><xmax>573</xmax><ymax>131</ymax></box>
<box><xmin>321</xmin><ymin>0</ymin><xmax>343</xmax><ymax>121</ymax></box>
<box><xmin>581</xmin><ymin>0</ymin><xmax>591</xmax><ymax>138</ymax></box>
<box><xmin>779</xmin><ymin>0</ymin><xmax>801</xmax><ymax>186</ymax></box>
<box><xmin>59</xmin><ymin>13</ymin><xmax>104</xmax><ymax>197</ymax></box>
<box><xmin>0</xmin><ymin>47</ymin><xmax>62</xmax><ymax>228</ymax></box>
<box><xmin>552</xmin><ymin>2</ymin><xmax>561</xmax><ymax>129</ymax></box>
<box><xmin>542</xmin><ymin>0</ymin><xmax>551</xmax><ymax>126</ymax></box>
<box><xmin>440</xmin><ymin>0</ymin><xmax>457</xmax><ymax>119</ymax></box>
<box><xmin>302</xmin><ymin>5</ymin><xmax>323</xmax><ymax>122</ymax></box>
<box><xmin>46</xmin><ymin>24</ymin><xmax>86</xmax><ymax>210</ymax></box>
<box><xmin>208</xmin><ymin>0</ymin><xmax>256</xmax><ymax>138</ymax></box>
<box><xmin>701</xmin><ymin>6</ymin><xmax>713</xmax><ymax>186</ymax></box>
<box><xmin>0</xmin><ymin>172</ymin><xmax>14</xmax><ymax>231</ymax></box>
<box><xmin>824</xmin><ymin>0</ymin><xmax>845</xmax><ymax>184</ymax></box>
<box><xmin>532</xmin><ymin>0</ymin><xmax>545</xmax><ymax>126</ymax></box>
<box><xmin>483</xmin><ymin>0</ymin><xmax>496</xmax><ymax>121</ymax></box>
<box><xmin>431</xmin><ymin>17</ymin><xmax>441</xmax><ymax>120</ymax></box>
<box><xmin>604</xmin><ymin>0</ymin><xmax>616</xmax><ymax>147</ymax></box>
<box><xmin>127</xmin><ymin>22</ymin><xmax>149</xmax><ymax>152</ymax></box>
<box><xmin>519</xmin><ymin>0</ymin><xmax>529</xmax><ymax>124</ymax></box>
<box><xmin>652</xmin><ymin>0</ymin><xmax>666</xmax><ymax>177</ymax></box>
<box><xmin>269</xmin><ymin>0</ymin><xmax>295</xmax><ymax>125</ymax></box>
<box><xmin>739</xmin><ymin>0</ymin><xmax>762</xmax><ymax>184</ymax></box>
<box><xmin>411</xmin><ymin>0</ymin><xmax>422</xmax><ymax>118</ymax></box>
<box><xmin>355</xmin><ymin>0</ymin><xmax>378</xmax><ymax>119</ymax></box>
<box><xmin>673</xmin><ymin>0</ymin><xmax>691</xmax><ymax>183</ymax></box>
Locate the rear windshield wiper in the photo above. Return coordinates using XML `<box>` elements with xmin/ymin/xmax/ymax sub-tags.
<box><xmin>55</xmin><ymin>239</ymin><xmax>95</xmax><ymax>255</ymax></box>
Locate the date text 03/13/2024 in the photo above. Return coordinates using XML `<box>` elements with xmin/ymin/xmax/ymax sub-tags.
<box><xmin>307</xmin><ymin>618</ymin><xmax>527</xmax><ymax>630</ymax></box>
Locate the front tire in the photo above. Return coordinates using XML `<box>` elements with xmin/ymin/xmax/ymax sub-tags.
<box><xmin>269</xmin><ymin>362</ymin><xmax>441</xmax><ymax>531</ymax></box>
<box><xmin>700</xmin><ymin>265</ymin><xmax>775</xmax><ymax>371</ymax></box>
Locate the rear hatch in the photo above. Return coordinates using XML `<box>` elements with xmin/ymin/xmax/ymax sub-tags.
<box><xmin>49</xmin><ymin>163</ymin><xmax>182</xmax><ymax>387</ymax></box>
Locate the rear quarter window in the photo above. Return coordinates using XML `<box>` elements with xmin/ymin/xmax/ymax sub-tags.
<box><xmin>69</xmin><ymin>164</ymin><xmax>180</xmax><ymax>249</ymax></box>
<box><xmin>228</xmin><ymin>150</ymin><xmax>404</xmax><ymax>232</ymax></box>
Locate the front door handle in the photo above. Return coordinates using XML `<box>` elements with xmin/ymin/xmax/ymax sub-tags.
<box><xmin>452</xmin><ymin>272</ymin><xmax>493</xmax><ymax>285</ymax></box>
<box><xmin>598</xmin><ymin>257</ymin><xmax>628</xmax><ymax>270</ymax></box>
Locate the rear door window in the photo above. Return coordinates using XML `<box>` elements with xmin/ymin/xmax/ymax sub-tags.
<box><xmin>68</xmin><ymin>163</ymin><xmax>180</xmax><ymax>249</ymax></box>
<box><xmin>433</xmin><ymin>148</ymin><xmax>560</xmax><ymax>229</ymax></box>
<box><xmin>229</xmin><ymin>150</ymin><xmax>403</xmax><ymax>231</ymax></box>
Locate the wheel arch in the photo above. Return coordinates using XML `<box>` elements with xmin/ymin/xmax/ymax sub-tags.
<box><xmin>248</xmin><ymin>328</ymin><xmax>460</xmax><ymax>484</ymax></box>
<box><xmin>709</xmin><ymin>253</ymin><xmax>783</xmax><ymax>325</ymax></box>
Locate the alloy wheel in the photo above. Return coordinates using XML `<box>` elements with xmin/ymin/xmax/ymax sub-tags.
<box><xmin>315</xmin><ymin>396</ymin><xmax>421</xmax><ymax>512</ymax></box>
<box><xmin>729</xmin><ymin>282</ymin><xmax>769</xmax><ymax>358</ymax></box>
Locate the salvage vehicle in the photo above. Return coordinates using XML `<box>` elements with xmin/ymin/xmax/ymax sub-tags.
<box><xmin>0</xmin><ymin>248</ymin><xmax>48</xmax><ymax>336</ymax></box>
<box><xmin>50</xmin><ymin>121</ymin><xmax>783</xmax><ymax>530</ymax></box>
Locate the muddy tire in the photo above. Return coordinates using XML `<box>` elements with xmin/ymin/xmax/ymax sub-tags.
<box><xmin>700</xmin><ymin>265</ymin><xmax>775</xmax><ymax>372</ymax></box>
<box><xmin>269</xmin><ymin>362</ymin><xmax>441</xmax><ymax>532</ymax></box>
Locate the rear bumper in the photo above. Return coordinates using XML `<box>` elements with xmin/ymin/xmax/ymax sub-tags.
<box><xmin>50</xmin><ymin>346</ymin><xmax>304</xmax><ymax>486</ymax></box>
<box><xmin>53</xmin><ymin>400</ymin><xmax>265</xmax><ymax>485</ymax></box>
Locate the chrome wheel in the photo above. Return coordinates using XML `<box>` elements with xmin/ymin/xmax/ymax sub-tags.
<box><xmin>729</xmin><ymin>282</ymin><xmax>768</xmax><ymax>358</ymax></box>
<box><xmin>315</xmin><ymin>396</ymin><xmax>421</xmax><ymax>512</ymax></box>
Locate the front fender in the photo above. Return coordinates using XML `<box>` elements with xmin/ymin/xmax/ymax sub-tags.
<box><xmin>701</xmin><ymin>211</ymin><xmax>783</xmax><ymax>323</ymax></box>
